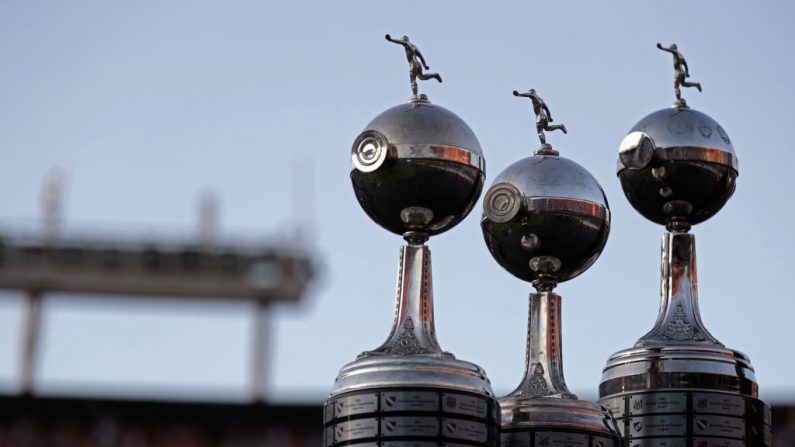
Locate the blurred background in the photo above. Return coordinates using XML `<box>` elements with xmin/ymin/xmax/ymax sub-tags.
<box><xmin>1</xmin><ymin>1</ymin><xmax>794</xmax><ymax>446</ymax></box>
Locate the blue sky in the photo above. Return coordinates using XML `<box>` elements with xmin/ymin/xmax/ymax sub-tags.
<box><xmin>0</xmin><ymin>1</ymin><xmax>793</xmax><ymax>403</ymax></box>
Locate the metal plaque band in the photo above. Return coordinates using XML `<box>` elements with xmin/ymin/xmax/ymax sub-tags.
<box><xmin>324</xmin><ymin>388</ymin><xmax>499</xmax><ymax>446</ymax></box>
<box><xmin>599</xmin><ymin>390</ymin><xmax>771</xmax><ymax>446</ymax></box>
<box><xmin>500</xmin><ymin>429</ymin><xmax>620</xmax><ymax>447</ymax></box>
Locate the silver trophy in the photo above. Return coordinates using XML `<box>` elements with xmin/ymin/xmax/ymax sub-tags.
<box><xmin>323</xmin><ymin>35</ymin><xmax>499</xmax><ymax>447</ymax></box>
<box><xmin>481</xmin><ymin>89</ymin><xmax>621</xmax><ymax>447</ymax></box>
<box><xmin>599</xmin><ymin>44</ymin><xmax>771</xmax><ymax>447</ymax></box>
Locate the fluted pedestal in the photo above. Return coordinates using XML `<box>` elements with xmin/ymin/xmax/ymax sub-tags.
<box><xmin>324</xmin><ymin>242</ymin><xmax>499</xmax><ymax>446</ymax></box>
<box><xmin>501</xmin><ymin>291</ymin><xmax>621</xmax><ymax>447</ymax></box>
<box><xmin>599</xmin><ymin>232</ymin><xmax>771</xmax><ymax>447</ymax></box>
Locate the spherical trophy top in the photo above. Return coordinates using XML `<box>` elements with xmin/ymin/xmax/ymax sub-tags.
<box><xmin>481</xmin><ymin>153</ymin><xmax>610</xmax><ymax>287</ymax></box>
<box><xmin>617</xmin><ymin>105</ymin><xmax>738</xmax><ymax>230</ymax></box>
<box><xmin>350</xmin><ymin>99</ymin><xmax>485</xmax><ymax>237</ymax></box>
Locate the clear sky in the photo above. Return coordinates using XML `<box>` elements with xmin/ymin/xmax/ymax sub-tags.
<box><xmin>0</xmin><ymin>1</ymin><xmax>793</xmax><ymax>404</ymax></box>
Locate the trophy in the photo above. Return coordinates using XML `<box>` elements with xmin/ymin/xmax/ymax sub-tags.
<box><xmin>323</xmin><ymin>35</ymin><xmax>499</xmax><ymax>446</ymax></box>
<box><xmin>481</xmin><ymin>88</ymin><xmax>621</xmax><ymax>447</ymax></box>
<box><xmin>598</xmin><ymin>43</ymin><xmax>771</xmax><ymax>447</ymax></box>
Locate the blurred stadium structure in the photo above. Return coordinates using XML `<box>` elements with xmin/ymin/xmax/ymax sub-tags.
<box><xmin>0</xmin><ymin>395</ymin><xmax>322</xmax><ymax>446</ymax></box>
<box><xmin>0</xmin><ymin>171</ymin><xmax>322</xmax><ymax>446</ymax></box>
<box><xmin>0</xmin><ymin>172</ymin><xmax>792</xmax><ymax>446</ymax></box>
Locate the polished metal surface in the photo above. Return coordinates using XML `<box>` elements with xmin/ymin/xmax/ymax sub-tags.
<box><xmin>481</xmin><ymin>93</ymin><xmax>620</xmax><ymax>446</ymax></box>
<box><xmin>618</xmin><ymin>105</ymin><xmax>738</xmax><ymax>230</ymax></box>
<box><xmin>325</xmin><ymin>387</ymin><xmax>499</xmax><ymax>446</ymax></box>
<box><xmin>366</xmin><ymin>243</ymin><xmax>443</xmax><ymax>357</ymax></box>
<box><xmin>600</xmin><ymin>233</ymin><xmax>759</xmax><ymax>396</ymax></box>
<box><xmin>498</xmin><ymin>292</ymin><xmax>620</xmax><ymax>443</ymax></box>
<box><xmin>602</xmin><ymin>55</ymin><xmax>771</xmax><ymax>444</ymax></box>
<box><xmin>618</xmin><ymin>107</ymin><xmax>735</xmax><ymax>164</ymax></box>
<box><xmin>600</xmin><ymin>390</ymin><xmax>770</xmax><ymax>446</ymax></box>
<box><xmin>325</xmin><ymin>241</ymin><xmax>499</xmax><ymax>446</ymax></box>
<box><xmin>482</xmin><ymin>154</ymin><xmax>610</xmax><ymax>285</ymax></box>
<box><xmin>598</xmin><ymin>225</ymin><xmax>772</xmax><ymax>447</ymax></box>
<box><xmin>357</xmin><ymin>101</ymin><xmax>483</xmax><ymax>157</ymax></box>
<box><xmin>351</xmin><ymin>100</ymin><xmax>485</xmax><ymax>237</ymax></box>
<box><xmin>488</xmin><ymin>155</ymin><xmax>608</xmax><ymax>205</ymax></box>
<box><xmin>385</xmin><ymin>34</ymin><xmax>442</xmax><ymax>100</ymax></box>
<box><xmin>327</xmin><ymin>37</ymin><xmax>498</xmax><ymax>446</ymax></box>
<box><xmin>328</xmin><ymin>242</ymin><xmax>496</xmax><ymax>396</ymax></box>
<box><xmin>513</xmin><ymin>88</ymin><xmax>567</xmax><ymax>151</ymax></box>
<box><xmin>636</xmin><ymin>232</ymin><xmax>720</xmax><ymax>347</ymax></box>
<box><xmin>508</xmin><ymin>292</ymin><xmax>574</xmax><ymax>400</ymax></box>
<box><xmin>599</xmin><ymin>235</ymin><xmax>773</xmax><ymax>447</ymax></box>
<box><xmin>617</xmin><ymin>46</ymin><xmax>737</xmax><ymax>231</ymax></box>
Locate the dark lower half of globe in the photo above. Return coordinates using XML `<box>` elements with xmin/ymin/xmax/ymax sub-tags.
<box><xmin>618</xmin><ymin>160</ymin><xmax>737</xmax><ymax>227</ymax></box>
<box><xmin>351</xmin><ymin>159</ymin><xmax>484</xmax><ymax>237</ymax></box>
<box><xmin>481</xmin><ymin>212</ymin><xmax>609</xmax><ymax>284</ymax></box>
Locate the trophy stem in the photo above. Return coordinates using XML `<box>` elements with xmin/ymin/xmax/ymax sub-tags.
<box><xmin>509</xmin><ymin>291</ymin><xmax>574</xmax><ymax>399</ymax></box>
<box><xmin>636</xmin><ymin>231</ymin><xmax>721</xmax><ymax>347</ymax></box>
<box><xmin>369</xmin><ymin>241</ymin><xmax>444</xmax><ymax>356</ymax></box>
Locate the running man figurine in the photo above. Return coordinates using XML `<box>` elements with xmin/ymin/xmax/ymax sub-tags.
<box><xmin>657</xmin><ymin>43</ymin><xmax>702</xmax><ymax>104</ymax></box>
<box><xmin>513</xmin><ymin>89</ymin><xmax>567</xmax><ymax>146</ymax></box>
<box><xmin>385</xmin><ymin>34</ymin><xmax>442</xmax><ymax>99</ymax></box>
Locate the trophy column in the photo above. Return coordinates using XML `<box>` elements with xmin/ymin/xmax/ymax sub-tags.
<box><xmin>599</xmin><ymin>44</ymin><xmax>771</xmax><ymax>447</ymax></box>
<box><xmin>481</xmin><ymin>89</ymin><xmax>621</xmax><ymax>447</ymax></box>
<box><xmin>323</xmin><ymin>35</ymin><xmax>499</xmax><ymax>447</ymax></box>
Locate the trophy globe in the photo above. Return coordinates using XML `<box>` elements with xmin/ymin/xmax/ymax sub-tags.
<box><xmin>482</xmin><ymin>88</ymin><xmax>621</xmax><ymax>447</ymax></box>
<box><xmin>599</xmin><ymin>43</ymin><xmax>771</xmax><ymax>447</ymax></box>
<box><xmin>323</xmin><ymin>35</ymin><xmax>499</xmax><ymax>447</ymax></box>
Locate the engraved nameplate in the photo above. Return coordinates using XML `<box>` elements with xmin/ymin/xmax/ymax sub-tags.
<box><xmin>629</xmin><ymin>392</ymin><xmax>686</xmax><ymax>415</ymax></box>
<box><xmin>501</xmin><ymin>431</ymin><xmax>531</xmax><ymax>446</ymax></box>
<box><xmin>748</xmin><ymin>419</ymin><xmax>772</xmax><ymax>444</ymax></box>
<box><xmin>616</xmin><ymin>421</ymin><xmax>626</xmax><ymax>437</ymax></box>
<box><xmin>592</xmin><ymin>436</ymin><xmax>616</xmax><ymax>447</ymax></box>
<box><xmin>601</xmin><ymin>397</ymin><xmax>625</xmax><ymax>418</ymax></box>
<box><xmin>629</xmin><ymin>415</ymin><xmax>686</xmax><ymax>437</ymax></box>
<box><xmin>334</xmin><ymin>418</ymin><xmax>378</xmax><ymax>442</ymax></box>
<box><xmin>381</xmin><ymin>391</ymin><xmax>439</xmax><ymax>412</ymax></box>
<box><xmin>325</xmin><ymin>426</ymin><xmax>334</xmax><ymax>446</ymax></box>
<box><xmin>441</xmin><ymin>418</ymin><xmax>488</xmax><ymax>442</ymax></box>
<box><xmin>693</xmin><ymin>393</ymin><xmax>745</xmax><ymax>417</ymax></box>
<box><xmin>442</xmin><ymin>393</ymin><xmax>488</xmax><ymax>418</ymax></box>
<box><xmin>692</xmin><ymin>415</ymin><xmax>745</xmax><ymax>438</ymax></box>
<box><xmin>334</xmin><ymin>393</ymin><xmax>379</xmax><ymax>418</ymax></box>
<box><xmin>748</xmin><ymin>398</ymin><xmax>771</xmax><ymax>423</ymax></box>
<box><xmin>382</xmin><ymin>442</ymin><xmax>436</xmax><ymax>447</ymax></box>
<box><xmin>381</xmin><ymin>416</ymin><xmax>439</xmax><ymax>437</ymax></box>
<box><xmin>629</xmin><ymin>439</ymin><xmax>685</xmax><ymax>447</ymax></box>
<box><xmin>691</xmin><ymin>438</ymin><xmax>744</xmax><ymax>447</ymax></box>
<box><xmin>324</xmin><ymin>402</ymin><xmax>334</xmax><ymax>422</ymax></box>
<box><xmin>534</xmin><ymin>431</ymin><xmax>588</xmax><ymax>447</ymax></box>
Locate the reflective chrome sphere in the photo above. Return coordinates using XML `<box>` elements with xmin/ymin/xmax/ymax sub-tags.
<box><xmin>617</xmin><ymin>105</ymin><xmax>738</xmax><ymax>229</ymax></box>
<box><xmin>350</xmin><ymin>99</ymin><xmax>485</xmax><ymax>237</ymax></box>
<box><xmin>481</xmin><ymin>154</ymin><xmax>610</xmax><ymax>284</ymax></box>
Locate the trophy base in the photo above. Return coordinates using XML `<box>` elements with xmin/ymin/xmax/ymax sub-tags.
<box><xmin>599</xmin><ymin>345</ymin><xmax>772</xmax><ymax>446</ymax></box>
<box><xmin>499</xmin><ymin>396</ymin><xmax>621</xmax><ymax>447</ymax></box>
<box><xmin>324</xmin><ymin>355</ymin><xmax>499</xmax><ymax>446</ymax></box>
<box><xmin>599</xmin><ymin>390</ymin><xmax>770</xmax><ymax>447</ymax></box>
